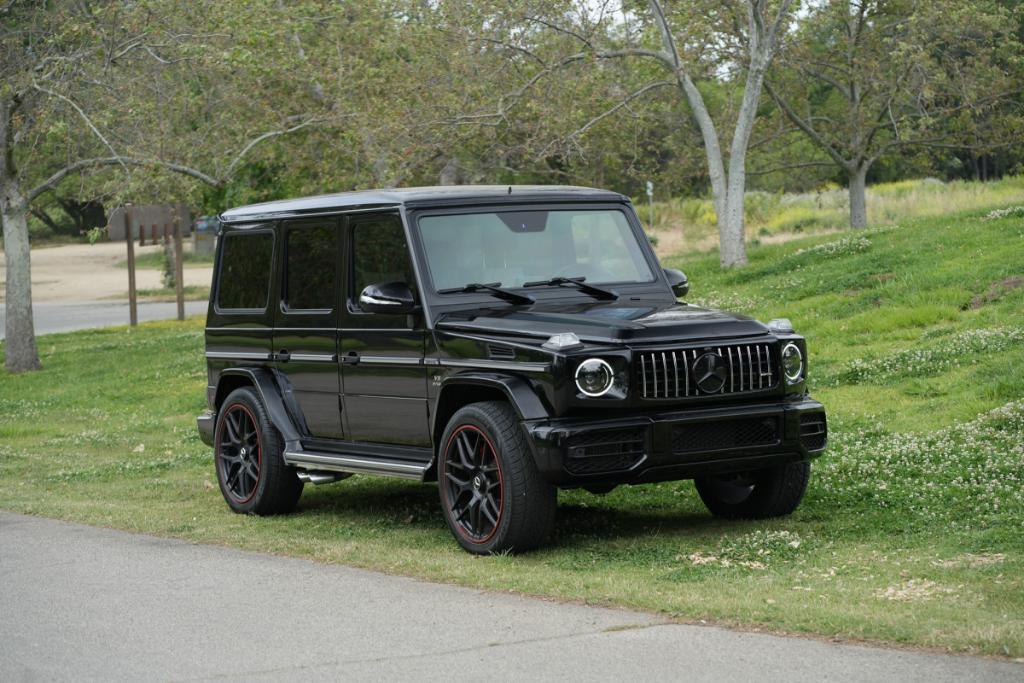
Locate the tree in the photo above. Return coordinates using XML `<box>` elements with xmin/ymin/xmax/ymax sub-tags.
<box><xmin>1</xmin><ymin>1</ymin><xmax>377</xmax><ymax>373</ymax></box>
<box><xmin>766</xmin><ymin>0</ymin><xmax>1023</xmax><ymax>228</ymax></box>
<box><xmin>453</xmin><ymin>0</ymin><xmax>794</xmax><ymax>267</ymax></box>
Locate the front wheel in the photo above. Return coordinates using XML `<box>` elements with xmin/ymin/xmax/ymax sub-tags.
<box><xmin>695</xmin><ymin>461</ymin><xmax>810</xmax><ymax>519</ymax></box>
<box><xmin>438</xmin><ymin>401</ymin><xmax>556</xmax><ymax>554</ymax></box>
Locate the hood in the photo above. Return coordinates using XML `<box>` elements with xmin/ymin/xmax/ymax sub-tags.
<box><xmin>435</xmin><ymin>300</ymin><xmax>769</xmax><ymax>344</ymax></box>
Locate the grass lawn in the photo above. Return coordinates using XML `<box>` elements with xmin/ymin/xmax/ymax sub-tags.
<box><xmin>2</xmin><ymin>203</ymin><xmax>1023</xmax><ymax>657</ymax></box>
<box><xmin>132</xmin><ymin>285</ymin><xmax>211</xmax><ymax>303</ymax></box>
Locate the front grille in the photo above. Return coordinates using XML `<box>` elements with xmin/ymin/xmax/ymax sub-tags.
<box><xmin>671</xmin><ymin>417</ymin><xmax>780</xmax><ymax>454</ymax></box>
<box><xmin>800</xmin><ymin>413</ymin><xmax>827</xmax><ymax>451</ymax></box>
<box><xmin>637</xmin><ymin>342</ymin><xmax>777</xmax><ymax>400</ymax></box>
<box><xmin>565</xmin><ymin>429</ymin><xmax>645</xmax><ymax>475</ymax></box>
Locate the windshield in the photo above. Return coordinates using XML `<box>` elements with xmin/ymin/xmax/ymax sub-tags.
<box><xmin>417</xmin><ymin>208</ymin><xmax>655</xmax><ymax>292</ymax></box>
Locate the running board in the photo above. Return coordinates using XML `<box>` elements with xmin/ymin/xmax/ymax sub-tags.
<box><xmin>284</xmin><ymin>449</ymin><xmax>429</xmax><ymax>481</ymax></box>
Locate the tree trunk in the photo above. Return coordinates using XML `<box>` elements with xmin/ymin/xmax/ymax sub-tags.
<box><xmin>848</xmin><ymin>164</ymin><xmax>869</xmax><ymax>229</ymax></box>
<box><xmin>1</xmin><ymin>178</ymin><xmax>42</xmax><ymax>372</ymax></box>
<box><xmin>718</xmin><ymin>182</ymin><xmax>747</xmax><ymax>267</ymax></box>
<box><xmin>674</xmin><ymin>73</ymin><xmax>735</xmax><ymax>266</ymax></box>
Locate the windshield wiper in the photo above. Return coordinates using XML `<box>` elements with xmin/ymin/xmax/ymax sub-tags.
<box><xmin>437</xmin><ymin>282</ymin><xmax>535</xmax><ymax>306</ymax></box>
<box><xmin>523</xmin><ymin>276</ymin><xmax>618</xmax><ymax>300</ymax></box>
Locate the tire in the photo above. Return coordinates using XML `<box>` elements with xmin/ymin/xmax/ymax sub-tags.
<box><xmin>438</xmin><ymin>401</ymin><xmax>556</xmax><ymax>554</ymax></box>
<box><xmin>694</xmin><ymin>461</ymin><xmax>810</xmax><ymax>520</ymax></box>
<box><xmin>214</xmin><ymin>387</ymin><xmax>304</xmax><ymax>515</ymax></box>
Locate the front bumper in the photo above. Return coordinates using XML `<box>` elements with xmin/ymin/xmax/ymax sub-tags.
<box><xmin>525</xmin><ymin>398</ymin><xmax>826</xmax><ymax>486</ymax></box>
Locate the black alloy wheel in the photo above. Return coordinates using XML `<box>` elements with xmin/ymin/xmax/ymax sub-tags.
<box><xmin>213</xmin><ymin>387</ymin><xmax>304</xmax><ymax>516</ymax></box>
<box><xmin>437</xmin><ymin>402</ymin><xmax>556</xmax><ymax>554</ymax></box>
<box><xmin>442</xmin><ymin>425</ymin><xmax>504</xmax><ymax>543</ymax></box>
<box><xmin>217</xmin><ymin>403</ymin><xmax>262</xmax><ymax>504</ymax></box>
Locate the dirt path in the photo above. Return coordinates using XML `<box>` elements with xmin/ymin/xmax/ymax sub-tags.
<box><xmin>0</xmin><ymin>241</ymin><xmax>213</xmax><ymax>302</ymax></box>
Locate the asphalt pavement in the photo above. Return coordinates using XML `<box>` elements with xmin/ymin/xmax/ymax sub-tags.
<box><xmin>0</xmin><ymin>299</ymin><xmax>207</xmax><ymax>339</ymax></box>
<box><xmin>1</xmin><ymin>512</ymin><xmax>1020</xmax><ymax>682</ymax></box>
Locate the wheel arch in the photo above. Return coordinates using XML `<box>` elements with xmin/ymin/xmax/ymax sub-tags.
<box><xmin>430</xmin><ymin>373</ymin><xmax>550</xmax><ymax>472</ymax></box>
<box><xmin>214</xmin><ymin>368</ymin><xmax>303</xmax><ymax>450</ymax></box>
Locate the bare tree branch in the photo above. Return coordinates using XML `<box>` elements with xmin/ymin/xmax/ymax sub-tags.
<box><xmin>542</xmin><ymin>79</ymin><xmax>673</xmax><ymax>157</ymax></box>
<box><xmin>31</xmin><ymin>81</ymin><xmax>127</xmax><ymax>173</ymax></box>
<box><xmin>27</xmin><ymin>157</ymin><xmax>221</xmax><ymax>203</ymax></box>
<box><xmin>747</xmin><ymin>160</ymin><xmax>835</xmax><ymax>177</ymax></box>
<box><xmin>648</xmin><ymin>0</ymin><xmax>682</xmax><ymax>69</ymax></box>
<box><xmin>225</xmin><ymin>117</ymin><xmax>329</xmax><ymax>178</ymax></box>
<box><xmin>765</xmin><ymin>80</ymin><xmax>852</xmax><ymax>170</ymax></box>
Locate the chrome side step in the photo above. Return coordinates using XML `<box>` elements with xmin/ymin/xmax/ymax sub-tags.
<box><xmin>284</xmin><ymin>450</ymin><xmax>429</xmax><ymax>481</ymax></box>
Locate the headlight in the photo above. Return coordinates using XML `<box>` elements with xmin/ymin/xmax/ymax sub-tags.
<box><xmin>781</xmin><ymin>343</ymin><xmax>803</xmax><ymax>384</ymax></box>
<box><xmin>575</xmin><ymin>358</ymin><xmax>614</xmax><ymax>397</ymax></box>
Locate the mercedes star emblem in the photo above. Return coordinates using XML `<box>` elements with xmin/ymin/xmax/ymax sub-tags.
<box><xmin>693</xmin><ymin>352</ymin><xmax>728</xmax><ymax>393</ymax></box>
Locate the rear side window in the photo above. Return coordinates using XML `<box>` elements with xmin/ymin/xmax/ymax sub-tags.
<box><xmin>217</xmin><ymin>231</ymin><xmax>274</xmax><ymax>310</ymax></box>
<box><xmin>285</xmin><ymin>226</ymin><xmax>335</xmax><ymax>310</ymax></box>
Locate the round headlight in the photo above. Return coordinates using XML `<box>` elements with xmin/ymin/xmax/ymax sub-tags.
<box><xmin>575</xmin><ymin>358</ymin><xmax>614</xmax><ymax>397</ymax></box>
<box><xmin>781</xmin><ymin>343</ymin><xmax>803</xmax><ymax>384</ymax></box>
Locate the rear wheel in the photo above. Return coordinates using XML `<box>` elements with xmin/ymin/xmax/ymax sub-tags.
<box><xmin>214</xmin><ymin>387</ymin><xmax>303</xmax><ymax>515</ymax></box>
<box><xmin>695</xmin><ymin>461</ymin><xmax>810</xmax><ymax>519</ymax></box>
<box><xmin>438</xmin><ymin>401</ymin><xmax>556</xmax><ymax>554</ymax></box>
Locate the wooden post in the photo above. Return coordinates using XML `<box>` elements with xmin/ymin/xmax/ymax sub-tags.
<box><xmin>173</xmin><ymin>216</ymin><xmax>185</xmax><ymax>321</ymax></box>
<box><xmin>124</xmin><ymin>205</ymin><xmax>138</xmax><ymax>326</ymax></box>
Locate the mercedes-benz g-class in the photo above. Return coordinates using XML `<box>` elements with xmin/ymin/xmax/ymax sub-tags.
<box><xmin>197</xmin><ymin>186</ymin><xmax>827</xmax><ymax>554</ymax></box>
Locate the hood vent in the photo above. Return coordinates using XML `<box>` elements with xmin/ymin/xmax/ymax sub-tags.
<box><xmin>487</xmin><ymin>344</ymin><xmax>516</xmax><ymax>361</ymax></box>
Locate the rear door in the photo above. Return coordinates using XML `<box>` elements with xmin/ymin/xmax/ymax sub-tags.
<box><xmin>206</xmin><ymin>225</ymin><xmax>277</xmax><ymax>386</ymax></box>
<box><xmin>339</xmin><ymin>212</ymin><xmax>430</xmax><ymax>446</ymax></box>
<box><xmin>272</xmin><ymin>219</ymin><xmax>344</xmax><ymax>439</ymax></box>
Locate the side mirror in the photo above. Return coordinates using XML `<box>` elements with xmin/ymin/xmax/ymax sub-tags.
<box><xmin>358</xmin><ymin>281</ymin><xmax>417</xmax><ymax>315</ymax></box>
<box><xmin>664</xmin><ymin>268</ymin><xmax>689</xmax><ymax>298</ymax></box>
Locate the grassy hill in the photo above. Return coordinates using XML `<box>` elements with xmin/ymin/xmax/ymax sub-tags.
<box><xmin>1</xmin><ymin>200</ymin><xmax>1023</xmax><ymax>656</ymax></box>
<box><xmin>644</xmin><ymin>175</ymin><xmax>1024</xmax><ymax>257</ymax></box>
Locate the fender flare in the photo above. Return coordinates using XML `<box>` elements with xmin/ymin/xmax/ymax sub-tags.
<box><xmin>216</xmin><ymin>367</ymin><xmax>303</xmax><ymax>451</ymax></box>
<box><xmin>432</xmin><ymin>371</ymin><xmax>551</xmax><ymax>438</ymax></box>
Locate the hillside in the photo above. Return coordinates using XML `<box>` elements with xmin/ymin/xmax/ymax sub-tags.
<box><xmin>1</xmin><ymin>202</ymin><xmax>1023</xmax><ymax>655</ymax></box>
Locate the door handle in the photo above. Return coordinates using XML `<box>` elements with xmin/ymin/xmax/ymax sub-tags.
<box><xmin>275</xmin><ymin>349</ymin><xmax>291</xmax><ymax>362</ymax></box>
<box><xmin>341</xmin><ymin>351</ymin><xmax>360</xmax><ymax>365</ymax></box>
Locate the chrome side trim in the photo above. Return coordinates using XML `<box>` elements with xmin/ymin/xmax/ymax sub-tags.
<box><xmin>205</xmin><ymin>351</ymin><xmax>272</xmax><ymax>361</ymax></box>
<box><xmin>284</xmin><ymin>451</ymin><xmax>427</xmax><ymax>480</ymax></box>
<box><xmin>439</xmin><ymin>358</ymin><xmax>551</xmax><ymax>373</ymax></box>
<box><xmin>358</xmin><ymin>355</ymin><xmax>423</xmax><ymax>366</ymax></box>
<box><xmin>288</xmin><ymin>353</ymin><xmax>337</xmax><ymax>363</ymax></box>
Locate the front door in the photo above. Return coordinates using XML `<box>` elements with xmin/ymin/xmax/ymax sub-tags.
<box><xmin>340</xmin><ymin>212</ymin><xmax>430</xmax><ymax>446</ymax></box>
<box><xmin>272</xmin><ymin>219</ymin><xmax>344</xmax><ymax>439</ymax></box>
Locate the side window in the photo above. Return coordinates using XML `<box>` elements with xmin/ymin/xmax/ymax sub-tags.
<box><xmin>351</xmin><ymin>214</ymin><xmax>416</xmax><ymax>303</ymax></box>
<box><xmin>284</xmin><ymin>225</ymin><xmax>336</xmax><ymax>311</ymax></box>
<box><xmin>217</xmin><ymin>231</ymin><xmax>274</xmax><ymax>311</ymax></box>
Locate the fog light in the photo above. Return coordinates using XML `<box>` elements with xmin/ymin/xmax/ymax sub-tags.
<box><xmin>575</xmin><ymin>358</ymin><xmax>614</xmax><ymax>397</ymax></box>
<box><xmin>781</xmin><ymin>343</ymin><xmax>803</xmax><ymax>384</ymax></box>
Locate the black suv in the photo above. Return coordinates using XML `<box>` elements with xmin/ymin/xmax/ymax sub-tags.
<box><xmin>197</xmin><ymin>186</ymin><xmax>827</xmax><ymax>554</ymax></box>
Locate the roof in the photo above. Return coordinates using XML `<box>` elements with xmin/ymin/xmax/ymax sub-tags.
<box><xmin>218</xmin><ymin>185</ymin><xmax>628</xmax><ymax>223</ymax></box>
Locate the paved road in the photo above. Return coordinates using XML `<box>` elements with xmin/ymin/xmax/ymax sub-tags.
<box><xmin>0</xmin><ymin>300</ymin><xmax>207</xmax><ymax>339</ymax></box>
<box><xmin>1</xmin><ymin>513</ymin><xmax>1020</xmax><ymax>682</ymax></box>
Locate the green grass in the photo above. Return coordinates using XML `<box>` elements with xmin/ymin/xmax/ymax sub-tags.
<box><xmin>2</xmin><ymin>200</ymin><xmax>1024</xmax><ymax>657</ymax></box>
<box><xmin>131</xmin><ymin>285</ymin><xmax>211</xmax><ymax>302</ymax></box>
